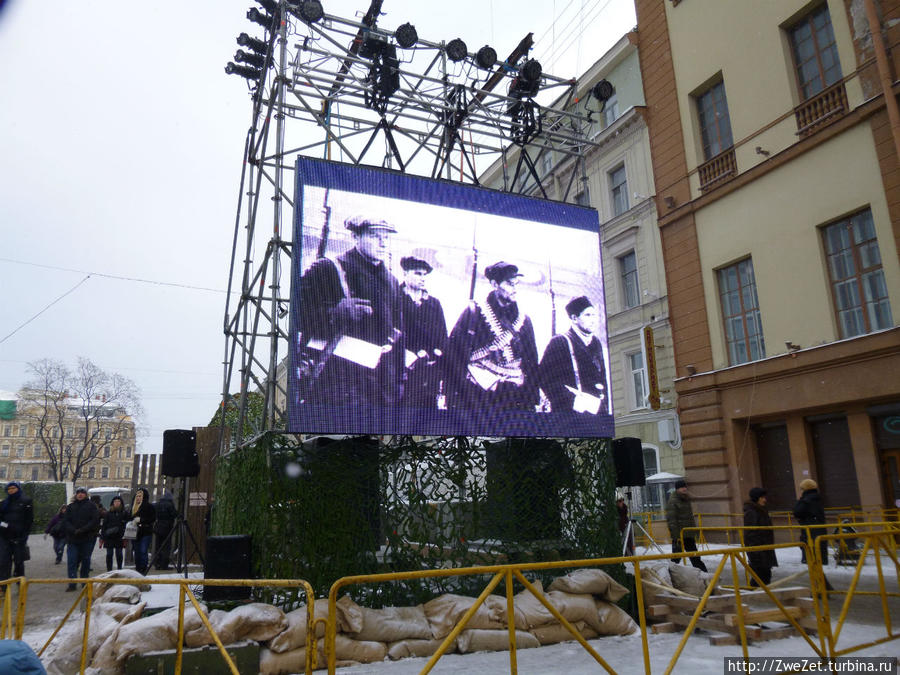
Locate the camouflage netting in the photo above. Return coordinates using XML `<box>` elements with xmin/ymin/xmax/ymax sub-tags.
<box><xmin>212</xmin><ymin>433</ymin><xmax>621</xmax><ymax>608</ymax></box>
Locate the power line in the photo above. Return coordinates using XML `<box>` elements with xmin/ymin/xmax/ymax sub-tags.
<box><xmin>0</xmin><ymin>257</ymin><xmax>232</xmax><ymax>294</ymax></box>
<box><xmin>0</xmin><ymin>275</ymin><xmax>92</xmax><ymax>345</ymax></box>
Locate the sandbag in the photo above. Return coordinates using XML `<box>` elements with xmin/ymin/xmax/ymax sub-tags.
<box><xmin>668</xmin><ymin>563</ymin><xmax>713</xmax><ymax>597</ymax></box>
<box><xmin>100</xmin><ymin>602</ymin><xmax>208</xmax><ymax>668</ymax></box>
<box><xmin>88</xmin><ymin>603</ymin><xmax>146</xmax><ymax>672</ymax></box>
<box><xmin>509</xmin><ymin>581</ymin><xmax>553</xmax><ymax>630</ymax></box>
<box><xmin>529</xmin><ymin>620</ymin><xmax>598</xmax><ymax>645</ymax></box>
<box><xmin>259</xmin><ymin>646</ymin><xmax>359</xmax><ymax>674</ymax></box>
<box><xmin>423</xmin><ymin>594</ymin><xmax>505</xmax><ymax>639</ymax></box>
<box><xmin>184</xmin><ymin>609</ymin><xmax>229</xmax><ymax>647</ymax></box>
<box><xmin>267</xmin><ymin>596</ymin><xmax>359</xmax><ymax>654</ymax></box>
<box><xmin>386</xmin><ymin>637</ymin><xmax>456</xmax><ymax>660</ymax></box>
<box><xmin>456</xmin><ymin>629</ymin><xmax>539</xmax><ymax>653</ymax></box>
<box><xmin>548</xmin><ymin>568</ymin><xmax>629</xmax><ymax>602</ymax></box>
<box><xmin>94</xmin><ymin>583</ymin><xmax>141</xmax><ymax>605</ymax></box>
<box><xmin>334</xmin><ymin>634</ymin><xmax>386</xmax><ymax>663</ymax></box>
<box><xmin>594</xmin><ymin>600</ymin><xmax>638</xmax><ymax>635</ymax></box>
<box><xmin>351</xmin><ymin>604</ymin><xmax>433</xmax><ymax>643</ymax></box>
<box><xmin>43</xmin><ymin>611</ymin><xmax>120</xmax><ymax>675</ymax></box>
<box><xmin>93</xmin><ymin>600</ymin><xmax>144</xmax><ymax>623</ymax></box>
<box><xmin>92</xmin><ymin>569</ymin><xmax>151</xmax><ymax>596</ymax></box>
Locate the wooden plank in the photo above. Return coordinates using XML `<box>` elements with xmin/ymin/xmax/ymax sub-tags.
<box><xmin>651</xmin><ymin>622</ymin><xmax>677</xmax><ymax>634</ymax></box>
<box><xmin>755</xmin><ymin>626</ymin><xmax>798</xmax><ymax>641</ymax></box>
<box><xmin>792</xmin><ymin>597</ymin><xmax>817</xmax><ymax>610</ymax></box>
<box><xmin>737</xmin><ymin>587</ymin><xmax>809</xmax><ymax>605</ymax></box>
<box><xmin>724</xmin><ymin>606</ymin><xmax>804</xmax><ymax>627</ymax></box>
<box><xmin>657</xmin><ymin>593</ymin><xmax>746</xmax><ymax>613</ymax></box>
<box><xmin>709</xmin><ymin>634</ymin><xmax>738</xmax><ymax>646</ymax></box>
<box><xmin>668</xmin><ymin>613</ymin><xmax>762</xmax><ymax>639</ymax></box>
<box><xmin>648</xmin><ymin>604</ymin><xmax>671</xmax><ymax>617</ymax></box>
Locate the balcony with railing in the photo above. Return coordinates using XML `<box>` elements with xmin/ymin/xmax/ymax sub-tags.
<box><xmin>794</xmin><ymin>81</ymin><xmax>848</xmax><ymax>137</ymax></box>
<box><xmin>698</xmin><ymin>147</ymin><xmax>737</xmax><ymax>191</ymax></box>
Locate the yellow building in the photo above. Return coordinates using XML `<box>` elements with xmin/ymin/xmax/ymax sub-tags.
<box><xmin>0</xmin><ymin>391</ymin><xmax>135</xmax><ymax>489</ymax></box>
<box><xmin>634</xmin><ymin>0</ymin><xmax>900</xmax><ymax>514</ymax></box>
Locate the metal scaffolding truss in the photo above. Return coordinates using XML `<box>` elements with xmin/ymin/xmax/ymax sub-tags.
<box><xmin>220</xmin><ymin>0</ymin><xmax>608</xmax><ymax>451</ymax></box>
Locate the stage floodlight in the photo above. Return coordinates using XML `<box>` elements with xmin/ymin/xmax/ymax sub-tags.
<box><xmin>247</xmin><ymin>7</ymin><xmax>275</xmax><ymax>28</ymax></box>
<box><xmin>446</xmin><ymin>38</ymin><xmax>467</xmax><ymax>63</ymax></box>
<box><xmin>521</xmin><ymin>58</ymin><xmax>542</xmax><ymax>83</ymax></box>
<box><xmin>360</xmin><ymin>28</ymin><xmax>391</xmax><ymax>59</ymax></box>
<box><xmin>226</xmin><ymin>61</ymin><xmax>263</xmax><ymax>80</ymax></box>
<box><xmin>237</xmin><ymin>32</ymin><xmax>267</xmax><ymax>55</ymax></box>
<box><xmin>475</xmin><ymin>45</ymin><xmax>496</xmax><ymax>69</ymax></box>
<box><xmin>395</xmin><ymin>22</ymin><xmax>417</xmax><ymax>49</ymax></box>
<box><xmin>592</xmin><ymin>79</ymin><xmax>615</xmax><ymax>102</ymax></box>
<box><xmin>235</xmin><ymin>49</ymin><xmax>266</xmax><ymax>69</ymax></box>
<box><xmin>299</xmin><ymin>0</ymin><xmax>324</xmax><ymax>23</ymax></box>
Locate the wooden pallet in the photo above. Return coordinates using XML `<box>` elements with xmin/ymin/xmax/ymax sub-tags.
<box><xmin>647</xmin><ymin>587</ymin><xmax>813</xmax><ymax>645</ymax></box>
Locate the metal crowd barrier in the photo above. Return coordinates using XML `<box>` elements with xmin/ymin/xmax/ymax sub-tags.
<box><xmin>4</xmin><ymin>529</ymin><xmax>898</xmax><ymax>674</ymax></box>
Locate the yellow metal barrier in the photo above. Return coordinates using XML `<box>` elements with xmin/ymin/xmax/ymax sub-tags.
<box><xmin>3</xmin><ymin>576</ymin><xmax>315</xmax><ymax>675</ymax></box>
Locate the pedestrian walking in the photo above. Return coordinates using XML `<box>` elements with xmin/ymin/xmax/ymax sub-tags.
<box><xmin>63</xmin><ymin>487</ymin><xmax>99</xmax><ymax>591</ymax></box>
<box><xmin>793</xmin><ymin>478</ymin><xmax>834</xmax><ymax>590</ymax></box>
<box><xmin>152</xmin><ymin>490</ymin><xmax>177</xmax><ymax>570</ymax></box>
<box><xmin>665</xmin><ymin>479</ymin><xmax>708</xmax><ymax>572</ymax></box>
<box><xmin>130</xmin><ymin>488</ymin><xmax>156</xmax><ymax>575</ymax></box>
<box><xmin>743</xmin><ymin>487</ymin><xmax>777</xmax><ymax>586</ymax></box>
<box><xmin>100</xmin><ymin>496</ymin><xmax>128</xmax><ymax>572</ymax></box>
<box><xmin>0</xmin><ymin>481</ymin><xmax>33</xmax><ymax>580</ymax></box>
<box><xmin>44</xmin><ymin>505</ymin><xmax>66</xmax><ymax>564</ymax></box>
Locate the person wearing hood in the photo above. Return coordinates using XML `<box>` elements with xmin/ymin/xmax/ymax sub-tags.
<box><xmin>130</xmin><ymin>488</ymin><xmax>156</xmax><ymax>575</ymax></box>
<box><xmin>0</xmin><ymin>481</ymin><xmax>34</xmax><ymax>580</ymax></box>
<box><xmin>62</xmin><ymin>487</ymin><xmax>99</xmax><ymax>591</ymax></box>
<box><xmin>665</xmin><ymin>479</ymin><xmax>707</xmax><ymax>571</ymax></box>
<box><xmin>743</xmin><ymin>487</ymin><xmax>777</xmax><ymax>586</ymax></box>
<box><xmin>152</xmin><ymin>490</ymin><xmax>177</xmax><ymax>570</ymax></box>
<box><xmin>101</xmin><ymin>496</ymin><xmax>129</xmax><ymax>572</ymax></box>
<box><xmin>44</xmin><ymin>504</ymin><xmax>67</xmax><ymax>564</ymax></box>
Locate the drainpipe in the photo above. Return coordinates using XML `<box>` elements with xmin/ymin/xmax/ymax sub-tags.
<box><xmin>864</xmin><ymin>0</ymin><xmax>900</xmax><ymax>163</ymax></box>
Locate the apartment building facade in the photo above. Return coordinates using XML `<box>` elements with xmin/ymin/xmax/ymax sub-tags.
<box><xmin>0</xmin><ymin>392</ymin><xmax>135</xmax><ymax>489</ymax></box>
<box><xmin>634</xmin><ymin>0</ymin><xmax>900</xmax><ymax>514</ymax></box>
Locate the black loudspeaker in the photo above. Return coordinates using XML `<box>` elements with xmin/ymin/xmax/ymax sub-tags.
<box><xmin>204</xmin><ymin>534</ymin><xmax>252</xmax><ymax>601</ymax></box>
<box><xmin>161</xmin><ymin>429</ymin><xmax>200</xmax><ymax>477</ymax></box>
<box><xmin>612</xmin><ymin>437</ymin><xmax>646</xmax><ymax>487</ymax></box>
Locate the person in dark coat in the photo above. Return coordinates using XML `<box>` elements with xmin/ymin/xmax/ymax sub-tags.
<box><xmin>90</xmin><ymin>495</ymin><xmax>107</xmax><ymax>537</ymax></box>
<box><xmin>63</xmin><ymin>487</ymin><xmax>99</xmax><ymax>590</ymax></box>
<box><xmin>539</xmin><ymin>296</ymin><xmax>608</xmax><ymax>415</ymax></box>
<box><xmin>398</xmin><ymin>254</ymin><xmax>448</xmax><ymax>409</ymax></box>
<box><xmin>44</xmin><ymin>504</ymin><xmax>67</xmax><ymax>564</ymax></box>
<box><xmin>0</xmin><ymin>481</ymin><xmax>33</xmax><ymax>580</ymax></box>
<box><xmin>743</xmin><ymin>487</ymin><xmax>777</xmax><ymax>586</ymax></box>
<box><xmin>444</xmin><ymin>261</ymin><xmax>540</xmax><ymax>412</ymax></box>
<box><xmin>152</xmin><ymin>490</ymin><xmax>177</xmax><ymax>570</ymax></box>
<box><xmin>130</xmin><ymin>488</ymin><xmax>156</xmax><ymax>575</ymax></box>
<box><xmin>792</xmin><ymin>478</ymin><xmax>829</xmax><ymax>563</ymax></box>
<box><xmin>297</xmin><ymin>216</ymin><xmax>405</xmax><ymax>409</ymax></box>
<box><xmin>101</xmin><ymin>496</ymin><xmax>128</xmax><ymax>572</ymax></box>
<box><xmin>665</xmin><ymin>479</ymin><xmax>707</xmax><ymax>571</ymax></box>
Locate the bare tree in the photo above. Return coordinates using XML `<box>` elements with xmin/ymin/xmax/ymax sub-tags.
<box><xmin>17</xmin><ymin>357</ymin><xmax>143</xmax><ymax>487</ymax></box>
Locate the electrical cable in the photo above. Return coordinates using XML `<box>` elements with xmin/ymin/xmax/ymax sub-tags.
<box><xmin>0</xmin><ymin>275</ymin><xmax>91</xmax><ymax>345</ymax></box>
<box><xmin>0</xmin><ymin>257</ymin><xmax>229</xmax><ymax>294</ymax></box>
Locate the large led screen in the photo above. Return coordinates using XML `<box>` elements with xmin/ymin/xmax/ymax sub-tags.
<box><xmin>288</xmin><ymin>158</ymin><xmax>614</xmax><ymax>438</ymax></box>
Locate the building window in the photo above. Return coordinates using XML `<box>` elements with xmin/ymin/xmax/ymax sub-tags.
<box><xmin>118</xmin><ymin>448</ymin><xmax>123</xmax><ymax>459</ymax></box>
<box><xmin>32</xmin><ymin>444</ymin><xmax>40</xmax><ymax>458</ymax></box>
<box><xmin>0</xmin><ymin>445</ymin><xmax>8</xmax><ymax>458</ymax></box>
<box><xmin>603</xmin><ymin>91</ymin><xmax>619</xmax><ymax>127</ymax></box>
<box><xmin>628</xmin><ymin>351</ymin><xmax>647</xmax><ymax>409</ymax></box>
<box><xmin>126</xmin><ymin>448</ymin><xmax>132</xmax><ymax>458</ymax></box>
<box><xmin>2</xmin><ymin>426</ymin><xmax>9</xmax><ymax>437</ymax></box>
<box><xmin>789</xmin><ymin>4</ymin><xmax>842</xmax><ymax>101</ymax></box>
<box><xmin>46</xmin><ymin>468</ymin><xmax>53</xmax><ymax>479</ymax></box>
<box><xmin>51</xmin><ymin>428</ymin><xmax>58</xmax><ymax>438</ymax></box>
<box><xmin>718</xmin><ymin>258</ymin><xmax>765</xmax><ymax>365</ymax></box>
<box><xmin>13</xmin><ymin>468</ymin><xmax>21</xmax><ymax>480</ymax></box>
<box><xmin>609</xmin><ymin>165</ymin><xmax>629</xmax><ymax>216</ymax></box>
<box><xmin>696</xmin><ymin>80</ymin><xmax>733</xmax><ymax>160</ymax></box>
<box><xmin>88</xmin><ymin>467</ymin><xmax>95</xmax><ymax>478</ymax></box>
<box><xmin>125</xmin><ymin>466</ymin><xmax>131</xmax><ymax>478</ymax></box>
<box><xmin>19</xmin><ymin>425</ymin><xmax>26</xmax><ymax>437</ymax></box>
<box><xmin>101</xmin><ymin>467</ymin><xmax>109</xmax><ymax>479</ymax></box>
<box><xmin>16</xmin><ymin>445</ymin><xmax>24</xmax><ymax>458</ymax></box>
<box><xmin>822</xmin><ymin>209</ymin><xmax>893</xmax><ymax>338</ymax></box>
<box><xmin>0</xmin><ymin>467</ymin><xmax>6</xmax><ymax>479</ymax></box>
<box><xmin>105</xmin><ymin>430</ymin><xmax>112</xmax><ymax>440</ymax></box>
<box><xmin>104</xmin><ymin>447</ymin><xmax>111</xmax><ymax>458</ymax></box>
<box><xmin>31</xmin><ymin>467</ymin><xmax>38</xmax><ymax>481</ymax></box>
<box><xmin>619</xmin><ymin>251</ymin><xmax>640</xmax><ymax>309</ymax></box>
<box><xmin>65</xmin><ymin>427</ymin><xmax>73</xmax><ymax>439</ymax></box>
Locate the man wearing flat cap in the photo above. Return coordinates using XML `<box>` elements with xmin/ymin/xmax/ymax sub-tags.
<box><xmin>399</xmin><ymin>254</ymin><xmax>448</xmax><ymax>409</ymax></box>
<box><xmin>444</xmin><ymin>261</ymin><xmax>540</xmax><ymax>411</ymax></box>
<box><xmin>297</xmin><ymin>216</ymin><xmax>405</xmax><ymax>407</ymax></box>
<box><xmin>538</xmin><ymin>295</ymin><xmax>608</xmax><ymax>415</ymax></box>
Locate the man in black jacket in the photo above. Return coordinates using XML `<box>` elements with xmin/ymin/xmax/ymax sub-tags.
<box><xmin>63</xmin><ymin>487</ymin><xmax>99</xmax><ymax>591</ymax></box>
<box><xmin>0</xmin><ymin>481</ymin><xmax>33</xmax><ymax>579</ymax></box>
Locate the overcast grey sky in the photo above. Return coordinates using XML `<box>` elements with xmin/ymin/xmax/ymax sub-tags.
<box><xmin>0</xmin><ymin>0</ymin><xmax>635</xmax><ymax>453</ymax></box>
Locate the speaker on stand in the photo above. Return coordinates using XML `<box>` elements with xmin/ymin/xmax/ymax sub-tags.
<box><xmin>611</xmin><ymin>437</ymin><xmax>646</xmax><ymax>488</ymax></box>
